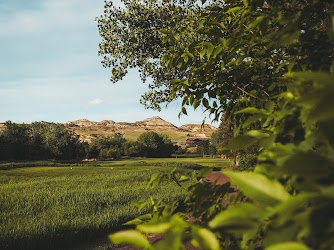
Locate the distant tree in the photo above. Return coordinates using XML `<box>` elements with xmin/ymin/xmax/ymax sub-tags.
<box><xmin>110</xmin><ymin>133</ymin><xmax>127</xmax><ymax>148</ymax></box>
<box><xmin>137</xmin><ymin>131</ymin><xmax>173</xmax><ymax>158</ymax></box>
<box><xmin>0</xmin><ymin>121</ymin><xmax>86</xmax><ymax>161</ymax></box>
<box><xmin>37</xmin><ymin>123</ymin><xmax>82</xmax><ymax>160</ymax></box>
<box><xmin>107</xmin><ymin>146</ymin><xmax>122</xmax><ymax>159</ymax></box>
<box><xmin>173</xmin><ymin>145</ymin><xmax>186</xmax><ymax>155</ymax></box>
<box><xmin>87</xmin><ymin>144</ymin><xmax>99</xmax><ymax>159</ymax></box>
<box><xmin>0</xmin><ymin>121</ymin><xmax>31</xmax><ymax>160</ymax></box>
<box><xmin>123</xmin><ymin>141</ymin><xmax>143</xmax><ymax>157</ymax></box>
<box><xmin>210</xmin><ymin>130</ymin><xmax>223</xmax><ymax>147</ymax></box>
<box><xmin>196</xmin><ymin>140</ymin><xmax>210</xmax><ymax>157</ymax></box>
<box><xmin>209</xmin><ymin>144</ymin><xmax>217</xmax><ymax>157</ymax></box>
<box><xmin>89</xmin><ymin>134</ymin><xmax>127</xmax><ymax>160</ymax></box>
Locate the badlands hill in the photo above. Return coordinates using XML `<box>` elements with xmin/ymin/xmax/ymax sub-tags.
<box><xmin>64</xmin><ymin>116</ymin><xmax>216</xmax><ymax>143</ymax></box>
<box><xmin>0</xmin><ymin>117</ymin><xmax>216</xmax><ymax>143</ymax></box>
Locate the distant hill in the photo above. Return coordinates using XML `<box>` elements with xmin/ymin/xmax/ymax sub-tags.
<box><xmin>64</xmin><ymin>116</ymin><xmax>216</xmax><ymax>143</ymax></box>
<box><xmin>0</xmin><ymin>117</ymin><xmax>217</xmax><ymax>143</ymax></box>
<box><xmin>179</xmin><ymin>124</ymin><xmax>217</xmax><ymax>132</ymax></box>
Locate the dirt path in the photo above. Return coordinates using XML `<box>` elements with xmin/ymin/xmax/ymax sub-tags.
<box><xmin>202</xmin><ymin>166</ymin><xmax>233</xmax><ymax>185</ymax></box>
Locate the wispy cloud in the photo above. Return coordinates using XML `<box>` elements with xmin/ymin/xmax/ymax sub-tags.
<box><xmin>89</xmin><ymin>98</ymin><xmax>103</xmax><ymax>106</ymax></box>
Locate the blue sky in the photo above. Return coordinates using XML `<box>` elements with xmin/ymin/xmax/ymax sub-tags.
<box><xmin>0</xmin><ymin>0</ymin><xmax>215</xmax><ymax>127</ymax></box>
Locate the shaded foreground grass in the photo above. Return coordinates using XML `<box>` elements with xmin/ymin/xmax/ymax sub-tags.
<box><xmin>0</xmin><ymin>167</ymin><xmax>192</xmax><ymax>249</ymax></box>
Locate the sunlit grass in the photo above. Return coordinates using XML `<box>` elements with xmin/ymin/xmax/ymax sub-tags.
<box><xmin>0</xmin><ymin>158</ymin><xmax>231</xmax><ymax>249</ymax></box>
<box><xmin>0</xmin><ymin>168</ymin><xmax>194</xmax><ymax>249</ymax></box>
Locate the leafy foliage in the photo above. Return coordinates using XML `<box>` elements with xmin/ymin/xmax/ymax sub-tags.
<box><xmin>137</xmin><ymin>131</ymin><xmax>174</xmax><ymax>158</ymax></box>
<box><xmin>0</xmin><ymin>121</ymin><xmax>86</xmax><ymax>161</ymax></box>
<box><xmin>88</xmin><ymin>131</ymin><xmax>174</xmax><ymax>159</ymax></box>
<box><xmin>96</xmin><ymin>0</ymin><xmax>207</xmax><ymax>110</ymax></box>
<box><xmin>103</xmin><ymin>0</ymin><xmax>334</xmax><ymax>249</ymax></box>
<box><xmin>88</xmin><ymin>135</ymin><xmax>126</xmax><ymax>159</ymax></box>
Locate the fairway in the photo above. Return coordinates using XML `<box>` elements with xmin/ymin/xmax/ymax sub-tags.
<box><xmin>0</xmin><ymin>158</ymin><xmax>231</xmax><ymax>249</ymax></box>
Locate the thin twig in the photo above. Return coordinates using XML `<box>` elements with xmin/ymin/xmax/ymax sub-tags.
<box><xmin>256</xmin><ymin>83</ymin><xmax>270</xmax><ymax>96</ymax></box>
<box><xmin>165</xmin><ymin>3</ymin><xmax>172</xmax><ymax>14</ymax></box>
<box><xmin>233</xmin><ymin>84</ymin><xmax>257</xmax><ymax>98</ymax></box>
<box><xmin>243</xmin><ymin>24</ymin><xmax>254</xmax><ymax>34</ymax></box>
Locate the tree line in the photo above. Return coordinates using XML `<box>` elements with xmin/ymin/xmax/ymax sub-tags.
<box><xmin>87</xmin><ymin>131</ymin><xmax>174</xmax><ymax>159</ymax></box>
<box><xmin>0</xmin><ymin>121</ymin><xmax>176</xmax><ymax>161</ymax></box>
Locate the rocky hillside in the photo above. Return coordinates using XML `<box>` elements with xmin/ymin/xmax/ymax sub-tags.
<box><xmin>65</xmin><ymin>116</ymin><xmax>178</xmax><ymax>130</ymax></box>
<box><xmin>0</xmin><ymin>117</ymin><xmax>216</xmax><ymax>143</ymax></box>
<box><xmin>136</xmin><ymin>116</ymin><xmax>178</xmax><ymax>130</ymax></box>
<box><xmin>0</xmin><ymin>123</ymin><xmax>5</xmax><ymax>133</ymax></box>
<box><xmin>64</xmin><ymin>116</ymin><xmax>216</xmax><ymax>143</ymax></box>
<box><xmin>179</xmin><ymin>124</ymin><xmax>217</xmax><ymax>132</ymax></box>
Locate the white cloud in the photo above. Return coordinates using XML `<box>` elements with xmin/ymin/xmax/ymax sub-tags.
<box><xmin>89</xmin><ymin>98</ymin><xmax>103</xmax><ymax>106</ymax></box>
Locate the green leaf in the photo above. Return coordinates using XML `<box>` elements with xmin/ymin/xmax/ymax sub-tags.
<box><xmin>133</xmin><ymin>202</ymin><xmax>148</xmax><ymax>211</ymax></box>
<box><xmin>193</xmin><ymin>99</ymin><xmax>200</xmax><ymax>109</ymax></box>
<box><xmin>266</xmin><ymin>242</ymin><xmax>311</xmax><ymax>250</ymax></box>
<box><xmin>198</xmin><ymin>167</ymin><xmax>212</xmax><ymax>178</ymax></box>
<box><xmin>209</xmin><ymin>203</ymin><xmax>268</xmax><ymax>229</ymax></box>
<box><xmin>199</xmin><ymin>49</ymin><xmax>206</xmax><ymax>60</ymax></box>
<box><xmin>223</xmin><ymin>171</ymin><xmax>291</xmax><ymax>207</ymax></box>
<box><xmin>191</xmin><ymin>226</ymin><xmax>220</xmax><ymax>250</ymax></box>
<box><xmin>206</xmin><ymin>43</ymin><xmax>214</xmax><ymax>60</ymax></box>
<box><xmin>146</xmin><ymin>172</ymin><xmax>163</xmax><ymax>188</ymax></box>
<box><xmin>245</xmin><ymin>130</ymin><xmax>270</xmax><ymax>139</ymax></box>
<box><xmin>248</xmin><ymin>16</ymin><xmax>265</xmax><ymax>29</ymax></box>
<box><xmin>138</xmin><ymin>222</ymin><xmax>171</xmax><ymax>234</ymax></box>
<box><xmin>235</xmin><ymin>107</ymin><xmax>263</xmax><ymax>114</ymax></box>
<box><xmin>182</xmin><ymin>107</ymin><xmax>188</xmax><ymax>115</ymax></box>
<box><xmin>242</xmin><ymin>114</ymin><xmax>264</xmax><ymax>128</ymax></box>
<box><xmin>280</xmin><ymin>31</ymin><xmax>300</xmax><ymax>46</ymax></box>
<box><xmin>282</xmin><ymin>152</ymin><xmax>334</xmax><ymax>180</ymax></box>
<box><xmin>236</xmin><ymin>55</ymin><xmax>246</xmax><ymax>65</ymax></box>
<box><xmin>212</xmin><ymin>46</ymin><xmax>223</xmax><ymax>58</ymax></box>
<box><xmin>226</xmin><ymin>7</ymin><xmax>242</xmax><ymax>14</ymax></box>
<box><xmin>109</xmin><ymin>230</ymin><xmax>150</xmax><ymax>249</ymax></box>
<box><xmin>228</xmin><ymin>135</ymin><xmax>257</xmax><ymax>150</ymax></box>
<box><xmin>179</xmin><ymin>175</ymin><xmax>189</xmax><ymax>182</ymax></box>
<box><xmin>320</xmin><ymin>185</ymin><xmax>334</xmax><ymax>198</ymax></box>
<box><xmin>265</xmin><ymin>101</ymin><xmax>275</xmax><ymax>112</ymax></box>
<box><xmin>123</xmin><ymin>218</ymin><xmax>143</xmax><ymax>226</ymax></box>
<box><xmin>202</xmin><ymin>98</ymin><xmax>209</xmax><ymax>108</ymax></box>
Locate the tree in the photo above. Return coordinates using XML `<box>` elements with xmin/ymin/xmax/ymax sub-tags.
<box><xmin>0</xmin><ymin>121</ymin><xmax>31</xmax><ymax>160</ymax></box>
<box><xmin>123</xmin><ymin>141</ymin><xmax>143</xmax><ymax>157</ymax></box>
<box><xmin>137</xmin><ymin>131</ymin><xmax>173</xmax><ymax>157</ymax></box>
<box><xmin>88</xmin><ymin>135</ymin><xmax>127</xmax><ymax>159</ymax></box>
<box><xmin>196</xmin><ymin>140</ymin><xmax>210</xmax><ymax>157</ymax></box>
<box><xmin>105</xmin><ymin>0</ymin><xmax>334</xmax><ymax>249</ymax></box>
<box><xmin>96</xmin><ymin>0</ymin><xmax>207</xmax><ymax>110</ymax></box>
<box><xmin>0</xmin><ymin>121</ymin><xmax>86</xmax><ymax>161</ymax></box>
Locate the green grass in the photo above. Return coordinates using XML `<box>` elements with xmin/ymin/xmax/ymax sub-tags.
<box><xmin>0</xmin><ymin>158</ymin><xmax>231</xmax><ymax>249</ymax></box>
<box><xmin>103</xmin><ymin>157</ymin><xmax>232</xmax><ymax>168</ymax></box>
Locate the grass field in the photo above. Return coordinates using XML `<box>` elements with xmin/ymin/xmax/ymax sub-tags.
<box><xmin>0</xmin><ymin>158</ymin><xmax>231</xmax><ymax>249</ymax></box>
